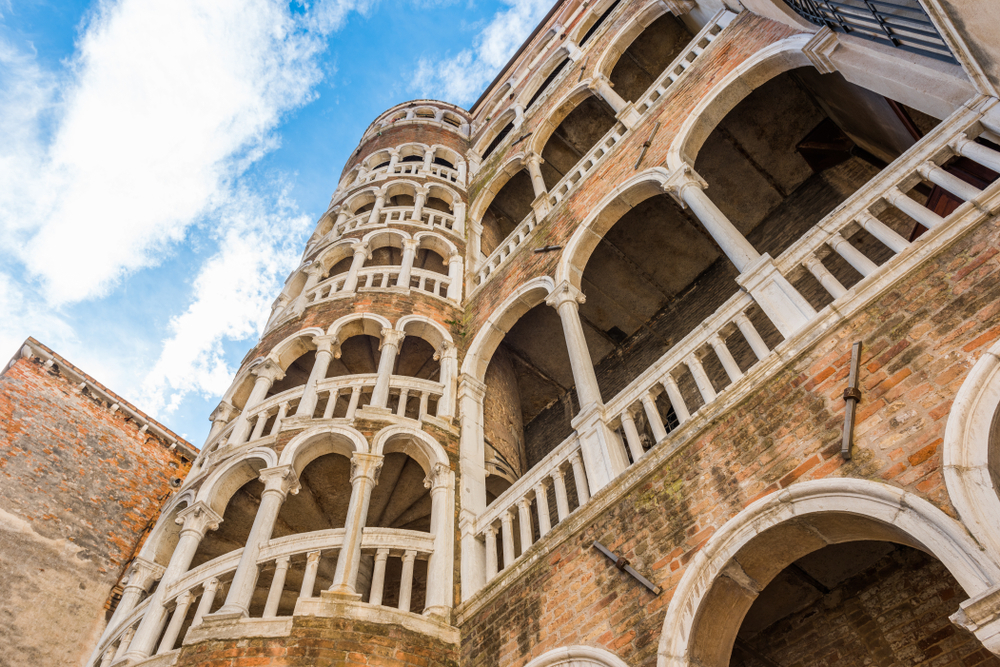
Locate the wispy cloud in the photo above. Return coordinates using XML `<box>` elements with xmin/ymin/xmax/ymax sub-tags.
<box><xmin>410</xmin><ymin>0</ymin><xmax>551</xmax><ymax>104</ymax></box>
<box><xmin>0</xmin><ymin>0</ymin><xmax>369</xmax><ymax>426</ymax></box>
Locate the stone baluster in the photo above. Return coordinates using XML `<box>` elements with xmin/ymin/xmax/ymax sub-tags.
<box><xmin>322</xmin><ymin>388</ymin><xmax>339</xmax><ymax>419</ymax></box>
<box><xmin>345</xmin><ymin>385</ymin><xmax>363</xmax><ymax>420</ymax></box>
<box><xmin>123</xmin><ymin>503</ymin><xmax>222</xmax><ymax>661</ymax></box>
<box><xmin>803</xmin><ymin>256</ymin><xmax>848</xmax><ymax>299</ymax></box>
<box><xmin>418</xmin><ymin>391</ymin><xmax>430</xmax><ymax>419</ymax></box>
<box><xmin>827</xmin><ymin>232</ymin><xmax>878</xmax><ymax>277</ymax></box>
<box><xmin>191</xmin><ymin>578</ymin><xmax>219</xmax><ymax>626</ymax></box>
<box><xmin>299</xmin><ymin>551</ymin><xmax>322</xmax><ymax>599</ymax></box>
<box><xmin>857</xmin><ymin>212</ymin><xmax>910</xmax><ymax>254</ymax></box>
<box><xmin>620</xmin><ymin>409</ymin><xmax>645</xmax><ymax>461</ymax></box>
<box><xmin>733</xmin><ymin>312</ymin><xmax>770</xmax><ymax>361</ymax></box>
<box><xmin>249</xmin><ymin>411</ymin><xmax>269</xmax><ymax>442</ymax></box>
<box><xmin>369</xmin><ymin>549</ymin><xmax>390</xmax><ymax>605</ymax></box>
<box><xmin>641</xmin><ymin>393</ymin><xmax>668</xmax><ymax>443</ymax></box>
<box><xmin>686</xmin><ymin>354</ymin><xmax>718</xmax><ymax>405</ymax></box>
<box><xmin>552</xmin><ymin>468</ymin><xmax>571</xmax><ymax>520</ymax></box>
<box><xmin>98</xmin><ymin>558</ymin><xmax>163</xmax><ymax>648</ymax></box>
<box><xmin>262</xmin><ymin>557</ymin><xmax>291</xmax><ymax>618</ymax></box>
<box><xmin>268</xmin><ymin>402</ymin><xmax>289</xmax><ymax>436</ymax></box>
<box><xmin>884</xmin><ymin>189</ymin><xmax>944</xmax><ymax>230</ymax></box>
<box><xmin>952</xmin><ymin>135</ymin><xmax>1000</xmax><ymax>172</ymax></box>
<box><xmin>664</xmin><ymin>165</ymin><xmax>817</xmax><ymax>337</ymax></box>
<box><xmin>500</xmin><ymin>511</ymin><xmax>516</xmax><ymax>568</ymax></box>
<box><xmin>569</xmin><ymin>452</ymin><xmax>590</xmax><ymax>506</ymax></box>
<box><xmin>661</xmin><ymin>374</ymin><xmax>691</xmax><ymax>424</ymax></box>
<box><xmin>708</xmin><ymin>334</ymin><xmax>744</xmax><ymax>384</ymax></box>
<box><xmin>484</xmin><ymin>525</ymin><xmax>499</xmax><ymax>580</ymax></box>
<box><xmin>398</xmin><ymin>551</ymin><xmax>417</xmax><ymax>612</ymax></box>
<box><xmin>215</xmin><ymin>466</ymin><xmax>299</xmax><ymax>618</ymax></box>
<box><xmin>328</xmin><ymin>453</ymin><xmax>383</xmax><ymax>597</ymax></box>
<box><xmin>517</xmin><ymin>498</ymin><xmax>534</xmax><ymax>555</ymax></box>
<box><xmin>371</xmin><ymin>329</ymin><xmax>406</xmax><ymax>409</ymax></box>
<box><xmin>589</xmin><ymin>74</ymin><xmax>641</xmax><ymax>128</ymax></box>
<box><xmin>534</xmin><ymin>482</ymin><xmax>552</xmax><ymax>537</ymax></box>
<box><xmin>114</xmin><ymin>625</ymin><xmax>137</xmax><ymax>662</ymax></box>
<box><xmin>917</xmin><ymin>161</ymin><xmax>983</xmax><ymax>202</ymax></box>
<box><xmin>156</xmin><ymin>591</ymin><xmax>193</xmax><ymax>654</ymax></box>
<box><xmin>229</xmin><ymin>360</ymin><xmax>284</xmax><ymax>445</ymax></box>
<box><xmin>396</xmin><ymin>388</ymin><xmax>410</xmax><ymax>416</ymax></box>
<box><xmin>296</xmin><ymin>336</ymin><xmax>338</xmax><ymax>418</ymax></box>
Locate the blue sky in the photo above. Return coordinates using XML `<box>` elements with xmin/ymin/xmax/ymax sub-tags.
<box><xmin>0</xmin><ymin>0</ymin><xmax>551</xmax><ymax>445</ymax></box>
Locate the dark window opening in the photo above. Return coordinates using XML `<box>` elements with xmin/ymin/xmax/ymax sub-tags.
<box><xmin>483</xmin><ymin>121</ymin><xmax>515</xmax><ymax>159</ymax></box>
<box><xmin>525</xmin><ymin>58</ymin><xmax>569</xmax><ymax>111</ymax></box>
<box><xmin>579</xmin><ymin>0</ymin><xmax>620</xmax><ymax>46</ymax></box>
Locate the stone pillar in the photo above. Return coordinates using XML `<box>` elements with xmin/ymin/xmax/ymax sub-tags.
<box><xmin>458</xmin><ymin>376</ymin><xmax>488</xmax><ymax>599</ymax></box>
<box><xmin>206</xmin><ymin>402</ymin><xmax>236</xmax><ymax>443</ymax></box>
<box><xmin>453</xmin><ymin>201</ymin><xmax>467</xmax><ymax>236</ymax></box>
<box><xmin>334</xmin><ymin>209</ymin><xmax>349</xmax><ymax>233</ymax></box>
<box><xmin>398</xmin><ymin>551</ymin><xmax>417</xmax><ymax>612</ymax></box>
<box><xmin>438</xmin><ymin>342</ymin><xmax>458</xmax><ymax>419</ymax></box>
<box><xmin>387</xmin><ymin>148</ymin><xmax>400</xmax><ymax>172</ymax></box>
<box><xmin>589</xmin><ymin>74</ymin><xmax>641</xmax><ymax>128</ymax></box>
<box><xmin>397</xmin><ymin>239</ymin><xmax>420</xmax><ymax>288</ymax></box>
<box><xmin>457</xmin><ymin>161</ymin><xmax>468</xmax><ymax>187</ymax></box>
<box><xmin>369</xmin><ymin>549</ymin><xmax>390</xmax><ymax>605</ymax></box>
<box><xmin>526</xmin><ymin>153</ymin><xmax>547</xmax><ymax>198</ymax></box>
<box><xmin>411</xmin><ymin>187</ymin><xmax>429</xmax><ymax>222</ymax></box>
<box><xmin>545</xmin><ymin>282</ymin><xmax>601</xmax><ymax>409</ymax></box>
<box><xmin>513</xmin><ymin>103</ymin><xmax>525</xmax><ymax>128</ymax></box>
<box><xmin>664</xmin><ymin>166</ymin><xmax>816</xmax><ymax>337</ymax></box>
<box><xmin>424</xmin><ymin>462</ymin><xmax>455</xmax><ymax>618</ymax></box>
<box><xmin>293</xmin><ymin>263</ymin><xmax>325</xmax><ymax>316</ymax></box>
<box><xmin>534</xmin><ymin>482</ymin><xmax>552</xmax><ymax>536</ymax></box>
<box><xmin>327</xmin><ymin>453</ymin><xmax>383</xmax><ymax>597</ymax></box>
<box><xmin>263</xmin><ymin>557</ymin><xmax>290</xmax><ymax>618</ymax></box>
<box><xmin>229</xmin><ymin>360</ymin><xmax>285</xmax><ymax>446</ymax></box>
<box><xmin>295</xmin><ymin>336</ymin><xmax>338</xmax><ymax>418</ymax></box>
<box><xmin>191</xmin><ymin>578</ymin><xmax>219</xmax><ymax>626</ymax></box>
<box><xmin>156</xmin><ymin>591</ymin><xmax>193</xmax><ymax>654</ymax></box>
<box><xmin>447</xmin><ymin>254</ymin><xmax>464</xmax><ymax>302</ymax></box>
<box><xmin>422</xmin><ymin>148</ymin><xmax>435</xmax><ymax>172</ymax></box>
<box><xmin>367</xmin><ymin>192</ymin><xmax>386</xmax><ymax>226</ymax></box>
<box><xmin>371</xmin><ymin>329</ymin><xmax>406</xmax><ymax>408</ymax></box>
<box><xmin>469</xmin><ymin>218</ymin><xmax>483</xmax><ymax>272</ymax></box>
<box><xmin>214</xmin><ymin>466</ymin><xmax>299</xmax><ymax>618</ymax></box>
<box><xmin>123</xmin><ymin>503</ymin><xmax>222</xmax><ymax>661</ymax></box>
<box><xmin>96</xmin><ymin>559</ymin><xmax>163</xmax><ymax>650</ymax></box>
<box><xmin>341</xmin><ymin>243</ymin><xmax>370</xmax><ymax>293</ymax></box>
<box><xmin>484</xmin><ymin>524</ymin><xmax>499</xmax><ymax>580</ymax></box>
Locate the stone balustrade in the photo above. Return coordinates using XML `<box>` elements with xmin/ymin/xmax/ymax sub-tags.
<box><xmin>356</xmin><ymin>162</ymin><xmax>462</xmax><ymax>187</ymax></box>
<box><xmin>307</xmin><ymin>265</ymin><xmax>454</xmax><ymax>303</ymax></box>
<box><xmin>473</xmin><ymin>213</ymin><xmax>537</xmax><ymax>288</ymax></box>
<box><xmin>334</xmin><ymin>206</ymin><xmax>457</xmax><ymax>238</ymax></box>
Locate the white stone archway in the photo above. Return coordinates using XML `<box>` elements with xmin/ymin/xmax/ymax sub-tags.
<box><xmin>525</xmin><ymin>645</ymin><xmax>630</xmax><ymax>667</ymax></box>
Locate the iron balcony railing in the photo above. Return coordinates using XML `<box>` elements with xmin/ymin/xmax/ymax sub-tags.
<box><xmin>783</xmin><ymin>0</ymin><xmax>958</xmax><ymax>64</ymax></box>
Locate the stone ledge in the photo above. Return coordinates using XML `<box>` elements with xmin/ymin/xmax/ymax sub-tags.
<box><xmin>182</xmin><ymin>616</ymin><xmax>294</xmax><ymax>646</ymax></box>
<box><xmin>128</xmin><ymin>650</ymin><xmax>180</xmax><ymax>667</ymax></box>
<box><xmin>294</xmin><ymin>597</ymin><xmax>460</xmax><ymax>643</ymax></box>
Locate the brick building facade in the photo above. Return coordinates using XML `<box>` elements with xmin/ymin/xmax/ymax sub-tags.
<box><xmin>9</xmin><ymin>0</ymin><xmax>1000</xmax><ymax>665</ymax></box>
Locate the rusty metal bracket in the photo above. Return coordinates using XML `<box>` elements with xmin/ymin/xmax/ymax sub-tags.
<box><xmin>634</xmin><ymin>121</ymin><xmax>661</xmax><ymax>170</ymax></box>
<box><xmin>841</xmin><ymin>341</ymin><xmax>863</xmax><ymax>460</ymax></box>
<box><xmin>593</xmin><ymin>541</ymin><xmax>661</xmax><ymax>594</ymax></box>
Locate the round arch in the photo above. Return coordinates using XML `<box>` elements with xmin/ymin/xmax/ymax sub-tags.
<box><xmin>460</xmin><ymin>276</ymin><xmax>555</xmax><ymax>383</ymax></box>
<box><xmin>469</xmin><ymin>153</ymin><xmax>529</xmax><ymax>223</ymax></box>
<box><xmin>361</xmin><ymin>227</ymin><xmax>411</xmax><ymax>249</ymax></box>
<box><xmin>395</xmin><ymin>314</ymin><xmax>455</xmax><ymax>353</ymax></box>
<box><xmin>315</xmin><ymin>239</ymin><xmax>357</xmax><ymax>272</ymax></box>
<box><xmin>474</xmin><ymin>108</ymin><xmax>518</xmax><ymax>157</ymax></box>
<box><xmin>944</xmin><ymin>339</ymin><xmax>1000</xmax><ymax>559</ymax></box>
<box><xmin>424</xmin><ymin>182</ymin><xmax>461</xmax><ymax>209</ymax></box>
<box><xmin>556</xmin><ymin>167</ymin><xmax>670</xmax><ymax>289</ymax></box>
<box><xmin>657</xmin><ymin>478</ymin><xmax>1000</xmax><ymax>667</ymax></box>
<box><xmin>278</xmin><ymin>424</ymin><xmax>369</xmax><ymax>477</ymax></box>
<box><xmin>195</xmin><ymin>448</ymin><xmax>279</xmax><ymax>517</ymax></box>
<box><xmin>137</xmin><ymin>491</ymin><xmax>195</xmax><ymax>566</ymax></box>
<box><xmin>413</xmin><ymin>231</ymin><xmax>458</xmax><ymax>260</ymax></box>
<box><xmin>371</xmin><ymin>425</ymin><xmax>449</xmax><ymax>474</ymax></box>
<box><xmin>594</xmin><ymin>0</ymin><xmax>673</xmax><ymax>80</ymax></box>
<box><xmin>568</xmin><ymin>0</ymin><xmax>620</xmax><ymax>45</ymax></box>
<box><xmin>266</xmin><ymin>327</ymin><xmax>326</xmax><ymax>370</ymax></box>
<box><xmin>326</xmin><ymin>312</ymin><xmax>393</xmax><ymax>341</ymax></box>
<box><xmin>528</xmin><ymin>80</ymin><xmax>598</xmax><ymax>157</ymax></box>
<box><xmin>517</xmin><ymin>48</ymin><xmax>573</xmax><ymax>110</ymax></box>
<box><xmin>525</xmin><ymin>646</ymin><xmax>630</xmax><ymax>667</ymax></box>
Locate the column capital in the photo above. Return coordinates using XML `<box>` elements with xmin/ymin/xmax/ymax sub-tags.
<box><xmin>350</xmin><ymin>452</ymin><xmax>384</xmax><ymax>485</ymax></box>
<box><xmin>950</xmin><ymin>583</ymin><xmax>1000</xmax><ymax>653</ymax></box>
<box><xmin>545</xmin><ymin>281</ymin><xmax>586</xmax><ymax>309</ymax></box>
<box><xmin>802</xmin><ymin>26</ymin><xmax>839</xmax><ymax>75</ymax></box>
<box><xmin>305</xmin><ymin>262</ymin><xmax>325</xmax><ymax>278</ymax></box>
<box><xmin>380</xmin><ymin>328</ymin><xmax>406</xmax><ymax>349</ymax></box>
<box><xmin>662</xmin><ymin>164</ymin><xmax>708</xmax><ymax>208</ymax></box>
<box><xmin>351</xmin><ymin>241</ymin><xmax>369</xmax><ymax>255</ymax></box>
<box><xmin>459</xmin><ymin>374</ymin><xmax>487</xmax><ymax>400</ymax></box>
<box><xmin>305</xmin><ymin>550</ymin><xmax>322</xmax><ymax>565</ymax></box>
<box><xmin>387</xmin><ymin>147</ymin><xmax>401</xmax><ymax>157</ymax></box>
<box><xmin>448</xmin><ymin>252</ymin><xmax>464</xmax><ymax>265</ymax></box>
<box><xmin>312</xmin><ymin>335</ymin><xmax>339</xmax><ymax>355</ymax></box>
<box><xmin>124</xmin><ymin>558</ymin><xmax>165</xmax><ymax>591</ymax></box>
<box><xmin>251</xmin><ymin>359</ymin><xmax>285</xmax><ymax>383</ymax></box>
<box><xmin>175</xmin><ymin>502</ymin><xmax>223</xmax><ymax>537</ymax></box>
<box><xmin>526</xmin><ymin>152</ymin><xmax>545</xmax><ymax>167</ymax></box>
<box><xmin>402</xmin><ymin>238</ymin><xmax>421</xmax><ymax>251</ymax></box>
<box><xmin>423</xmin><ymin>461</ymin><xmax>454</xmax><ymax>491</ymax></box>
<box><xmin>211</xmin><ymin>401</ymin><xmax>237</xmax><ymax>423</ymax></box>
<box><xmin>414</xmin><ymin>184</ymin><xmax>430</xmax><ymax>195</ymax></box>
<box><xmin>258</xmin><ymin>464</ymin><xmax>301</xmax><ymax>497</ymax></box>
<box><xmin>202</xmin><ymin>576</ymin><xmax>220</xmax><ymax>593</ymax></box>
<box><xmin>484</xmin><ymin>522</ymin><xmax>499</xmax><ymax>537</ymax></box>
<box><xmin>435</xmin><ymin>340</ymin><xmax>458</xmax><ymax>361</ymax></box>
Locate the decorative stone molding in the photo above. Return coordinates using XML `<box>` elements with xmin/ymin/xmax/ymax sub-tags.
<box><xmin>661</xmin><ymin>163</ymin><xmax>708</xmax><ymax>208</ymax></box>
<box><xmin>175</xmin><ymin>502</ymin><xmax>223</xmax><ymax>536</ymax></box>
<box><xmin>951</xmin><ymin>585</ymin><xmax>1000</xmax><ymax>653</ymax></box>
<box><xmin>802</xmin><ymin>26</ymin><xmax>839</xmax><ymax>74</ymax></box>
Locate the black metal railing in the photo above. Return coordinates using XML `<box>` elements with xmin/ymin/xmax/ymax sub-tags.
<box><xmin>783</xmin><ymin>0</ymin><xmax>958</xmax><ymax>64</ymax></box>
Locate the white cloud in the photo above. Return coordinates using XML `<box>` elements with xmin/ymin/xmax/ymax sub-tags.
<box><xmin>411</xmin><ymin>0</ymin><xmax>551</xmax><ymax>104</ymax></box>
<box><xmin>138</xmin><ymin>187</ymin><xmax>309</xmax><ymax>418</ymax></box>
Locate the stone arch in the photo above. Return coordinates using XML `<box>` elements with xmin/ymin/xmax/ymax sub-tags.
<box><xmin>413</xmin><ymin>231</ymin><xmax>458</xmax><ymax>261</ymax></box>
<box><xmin>944</xmin><ymin>339</ymin><xmax>1000</xmax><ymax>559</ymax></box>
<box><xmin>594</xmin><ymin>0</ymin><xmax>674</xmax><ymax>80</ymax></box>
<box><xmin>221</xmin><ymin>362</ymin><xmax>261</xmax><ymax>411</ymax></box>
<box><xmin>371</xmin><ymin>424</ymin><xmax>449</xmax><ymax>475</ymax></box>
<box><xmin>469</xmin><ymin>153</ymin><xmax>528</xmax><ymax>223</ymax></box>
<box><xmin>568</xmin><ymin>0</ymin><xmax>620</xmax><ymax>45</ymax></box>
<box><xmin>657</xmin><ymin>478</ymin><xmax>1000</xmax><ymax>667</ymax></box>
<box><xmin>326</xmin><ymin>312</ymin><xmax>393</xmax><ymax>342</ymax></box>
<box><xmin>461</xmin><ymin>276</ymin><xmax>556</xmax><ymax>383</ymax></box>
<box><xmin>343</xmin><ymin>188</ymin><xmax>379</xmax><ymax>215</ymax></box>
<box><xmin>556</xmin><ymin>167</ymin><xmax>670</xmax><ymax>290</ymax></box>
<box><xmin>424</xmin><ymin>182</ymin><xmax>461</xmax><ymax>210</ymax></box>
<box><xmin>138</xmin><ymin>492</ymin><xmax>194</xmax><ymax>566</ymax></box>
<box><xmin>395</xmin><ymin>314</ymin><xmax>455</xmax><ymax>353</ymax></box>
<box><xmin>380</xmin><ymin>179</ymin><xmax>419</xmax><ymax>201</ymax></box>
<box><xmin>195</xmin><ymin>448</ymin><xmax>279</xmax><ymax>517</ymax></box>
<box><xmin>518</xmin><ymin>48</ymin><xmax>573</xmax><ymax>111</ymax></box>
<box><xmin>277</xmin><ymin>424</ymin><xmax>369</xmax><ymax>477</ymax></box>
<box><xmin>474</xmin><ymin>108</ymin><xmax>518</xmax><ymax>157</ymax></box>
<box><xmin>364</xmin><ymin>148</ymin><xmax>394</xmax><ymax>170</ymax></box>
<box><xmin>266</xmin><ymin>327</ymin><xmax>325</xmax><ymax>371</ymax></box>
<box><xmin>315</xmin><ymin>239</ymin><xmax>357</xmax><ymax>273</ymax></box>
<box><xmin>525</xmin><ymin>646</ymin><xmax>630</xmax><ymax>667</ymax></box>
<box><xmin>427</xmin><ymin>144</ymin><xmax>464</xmax><ymax>169</ymax></box>
<box><xmin>528</xmin><ymin>80</ymin><xmax>598</xmax><ymax>157</ymax></box>
<box><xmin>397</xmin><ymin>142</ymin><xmax>429</xmax><ymax>161</ymax></box>
<box><xmin>481</xmin><ymin>81</ymin><xmax>513</xmax><ymax>123</ymax></box>
<box><xmin>361</xmin><ymin>227</ymin><xmax>411</xmax><ymax>248</ymax></box>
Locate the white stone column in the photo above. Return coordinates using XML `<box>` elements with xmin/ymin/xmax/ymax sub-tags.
<box><xmin>517</xmin><ymin>498</ymin><xmax>533</xmax><ymax>552</ymax></box>
<box><xmin>156</xmin><ymin>591</ymin><xmax>193</xmax><ymax>654</ymax></box>
<box><xmin>397</xmin><ymin>239</ymin><xmax>419</xmax><ymax>288</ymax></box>
<box><xmin>458</xmin><ymin>376</ymin><xmax>488</xmax><ymax>600</ymax></box>
<box><xmin>341</xmin><ymin>243</ymin><xmax>370</xmax><ymax>293</ymax></box>
<box><xmin>552</xmin><ymin>468</ymin><xmax>570</xmax><ymax>520</ymax></box>
<box><xmin>191</xmin><ymin>578</ymin><xmax>219</xmax><ymax>626</ymax></box>
<box><xmin>299</xmin><ymin>551</ymin><xmax>321</xmax><ymax>599</ymax></box>
<box><xmin>371</xmin><ymin>329</ymin><xmax>406</xmax><ymax>409</ymax></box>
<box><xmin>526</xmin><ymin>153</ymin><xmax>547</xmax><ymax>198</ymax></box>
<box><xmin>569</xmin><ymin>452</ymin><xmax>590</xmax><ymax>506</ymax></box>
<box><xmin>424</xmin><ymin>462</ymin><xmax>455</xmax><ymax>618</ymax></box>
<box><xmin>214</xmin><ymin>466</ymin><xmax>299</xmax><ymax>618</ymax></box>
<box><xmin>620</xmin><ymin>409</ymin><xmax>645</xmax><ymax>461</ymax></box>
<box><xmin>438</xmin><ymin>342</ymin><xmax>458</xmax><ymax>419</ymax></box>
<box><xmin>664</xmin><ymin>166</ymin><xmax>816</xmax><ymax>337</ymax></box>
<box><xmin>707</xmin><ymin>335</ymin><xmax>744</xmax><ymax>384</ymax></box>
<box><xmin>661</xmin><ymin>374</ymin><xmax>690</xmax><ymax>424</ymax></box>
<box><xmin>367</xmin><ymin>192</ymin><xmax>387</xmax><ymax>225</ymax></box>
<box><xmin>828</xmin><ymin>232</ymin><xmax>878</xmax><ymax>277</ymax></box>
<box><xmin>641</xmin><ymin>393</ymin><xmax>668</xmax><ymax>443</ymax></box>
<box><xmin>123</xmin><ymin>503</ymin><xmax>222</xmax><ymax>661</ymax></box>
<box><xmin>422</xmin><ymin>148</ymin><xmax>435</xmax><ymax>172</ymax></box>
<box><xmin>96</xmin><ymin>559</ymin><xmax>163</xmax><ymax>651</ymax></box>
<box><xmin>411</xmin><ymin>187</ymin><xmax>429</xmax><ymax>222</ymax></box>
<box><xmin>387</xmin><ymin>148</ymin><xmax>401</xmax><ymax>173</ymax></box>
<box><xmin>469</xmin><ymin>218</ymin><xmax>483</xmax><ymax>273</ymax></box>
<box><xmin>333</xmin><ymin>209</ymin><xmax>349</xmax><ymax>234</ymax></box>
<box><xmin>295</xmin><ymin>336</ymin><xmax>338</xmax><ymax>418</ymax></box>
<box><xmin>293</xmin><ymin>263</ymin><xmax>326</xmax><ymax>316</ymax></box>
<box><xmin>447</xmin><ymin>254</ymin><xmax>464</xmax><ymax>302</ymax></box>
<box><xmin>369</xmin><ymin>549</ymin><xmax>390</xmax><ymax>605</ymax></box>
<box><xmin>733</xmin><ymin>312</ymin><xmax>770</xmax><ymax>361</ymax></box>
<box><xmin>545</xmin><ymin>282</ymin><xmax>601</xmax><ymax>410</ymax></box>
<box><xmin>453</xmin><ymin>201</ymin><xmax>467</xmax><ymax>236</ymax></box>
<box><xmin>398</xmin><ymin>550</ymin><xmax>417</xmax><ymax>612</ymax></box>
<box><xmin>513</xmin><ymin>104</ymin><xmax>525</xmax><ymax>128</ymax></box>
<box><xmin>457</xmin><ymin>161</ymin><xmax>468</xmax><ymax>187</ymax></box>
<box><xmin>803</xmin><ymin>256</ymin><xmax>848</xmax><ymax>299</ymax></box>
<box><xmin>500</xmin><ymin>511</ymin><xmax>516</xmax><ymax>566</ymax></box>
<box><xmin>589</xmin><ymin>75</ymin><xmax>641</xmax><ymax>128</ymax></box>
<box><xmin>263</xmin><ymin>557</ymin><xmax>290</xmax><ymax>618</ymax></box>
<box><xmin>328</xmin><ymin>453</ymin><xmax>383</xmax><ymax>597</ymax></box>
<box><xmin>229</xmin><ymin>360</ymin><xmax>285</xmax><ymax>446</ymax></box>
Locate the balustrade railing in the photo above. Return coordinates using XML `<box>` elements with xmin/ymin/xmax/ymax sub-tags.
<box><xmin>92</xmin><ymin>528</ymin><xmax>434</xmax><ymax>666</ymax></box>
<box><xmin>357</xmin><ymin>162</ymin><xmax>461</xmax><ymax>186</ymax></box>
<box><xmin>307</xmin><ymin>266</ymin><xmax>452</xmax><ymax>304</ymax></box>
<box><xmin>474</xmin><ymin>213</ymin><xmax>537</xmax><ymax>287</ymax></box>
<box><xmin>334</xmin><ymin>206</ymin><xmax>457</xmax><ymax>237</ymax></box>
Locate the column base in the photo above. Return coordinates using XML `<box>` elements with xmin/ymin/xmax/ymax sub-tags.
<box><xmin>615</xmin><ymin>103</ymin><xmax>642</xmax><ymax>130</ymax></box>
<box><xmin>204</xmin><ymin>609</ymin><xmax>248</xmax><ymax>623</ymax></box>
<box><xmin>570</xmin><ymin>405</ymin><xmax>630</xmax><ymax>493</ymax></box>
<box><xmin>322</xmin><ymin>587</ymin><xmax>363</xmax><ymax>602</ymax></box>
<box><xmin>356</xmin><ymin>406</ymin><xmax>393</xmax><ymax>421</ymax></box>
<box><xmin>531</xmin><ymin>192</ymin><xmax>551</xmax><ymax>220</ymax></box>
<box><xmin>736</xmin><ymin>253</ymin><xmax>817</xmax><ymax>338</ymax></box>
<box><xmin>951</xmin><ymin>585</ymin><xmax>1000</xmax><ymax>654</ymax></box>
<box><xmin>423</xmin><ymin>605</ymin><xmax>452</xmax><ymax>623</ymax></box>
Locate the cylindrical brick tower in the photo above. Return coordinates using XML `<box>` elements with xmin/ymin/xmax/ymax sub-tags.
<box><xmin>88</xmin><ymin>99</ymin><xmax>472</xmax><ymax>667</ymax></box>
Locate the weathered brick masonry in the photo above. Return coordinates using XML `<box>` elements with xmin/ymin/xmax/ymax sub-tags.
<box><xmin>458</xmin><ymin>202</ymin><xmax>1000</xmax><ymax>666</ymax></box>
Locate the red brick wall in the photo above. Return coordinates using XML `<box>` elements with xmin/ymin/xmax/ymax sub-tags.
<box><xmin>457</xmin><ymin>200</ymin><xmax>1000</xmax><ymax>666</ymax></box>
<box><xmin>0</xmin><ymin>354</ymin><xmax>192</xmax><ymax>666</ymax></box>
